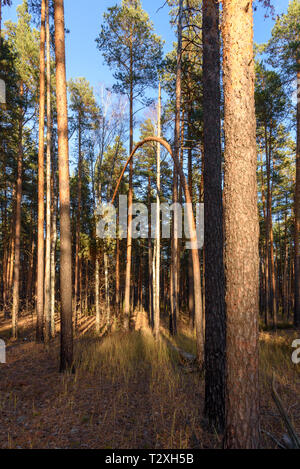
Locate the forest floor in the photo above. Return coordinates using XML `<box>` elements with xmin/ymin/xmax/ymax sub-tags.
<box><xmin>0</xmin><ymin>310</ymin><xmax>299</xmax><ymax>449</ymax></box>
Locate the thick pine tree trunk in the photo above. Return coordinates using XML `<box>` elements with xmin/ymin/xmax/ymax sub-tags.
<box><xmin>222</xmin><ymin>0</ymin><xmax>260</xmax><ymax>449</ymax></box>
<box><xmin>54</xmin><ymin>0</ymin><xmax>73</xmax><ymax>372</ymax></box>
<box><xmin>36</xmin><ymin>0</ymin><xmax>46</xmax><ymax>342</ymax></box>
<box><xmin>203</xmin><ymin>0</ymin><xmax>226</xmax><ymax>433</ymax></box>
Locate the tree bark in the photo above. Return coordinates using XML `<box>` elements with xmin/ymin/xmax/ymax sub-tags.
<box><xmin>54</xmin><ymin>0</ymin><xmax>73</xmax><ymax>372</ymax></box>
<box><xmin>222</xmin><ymin>0</ymin><xmax>260</xmax><ymax>449</ymax></box>
<box><xmin>44</xmin><ymin>0</ymin><xmax>51</xmax><ymax>343</ymax></box>
<box><xmin>36</xmin><ymin>0</ymin><xmax>46</xmax><ymax>342</ymax></box>
<box><xmin>153</xmin><ymin>83</ymin><xmax>161</xmax><ymax>339</ymax></box>
<box><xmin>11</xmin><ymin>83</ymin><xmax>24</xmax><ymax>338</ymax></box>
<box><xmin>123</xmin><ymin>32</ymin><xmax>134</xmax><ymax>330</ymax></box>
<box><xmin>294</xmin><ymin>59</ymin><xmax>300</xmax><ymax>327</ymax></box>
<box><xmin>203</xmin><ymin>0</ymin><xmax>226</xmax><ymax>433</ymax></box>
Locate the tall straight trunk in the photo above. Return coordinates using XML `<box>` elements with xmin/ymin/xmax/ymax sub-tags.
<box><xmin>266</xmin><ymin>128</ymin><xmax>277</xmax><ymax>327</ymax></box>
<box><xmin>54</xmin><ymin>0</ymin><xmax>73</xmax><ymax>372</ymax></box>
<box><xmin>74</xmin><ymin>114</ymin><xmax>82</xmax><ymax>329</ymax></box>
<box><xmin>95</xmin><ymin>255</ymin><xmax>100</xmax><ymax>333</ymax></box>
<box><xmin>123</xmin><ymin>34</ymin><xmax>134</xmax><ymax>330</ymax></box>
<box><xmin>2</xmin><ymin>155</ymin><xmax>8</xmax><ymax>314</ymax></box>
<box><xmin>171</xmin><ymin>0</ymin><xmax>183</xmax><ymax>337</ymax></box>
<box><xmin>11</xmin><ymin>83</ymin><xmax>24</xmax><ymax>338</ymax></box>
<box><xmin>153</xmin><ymin>83</ymin><xmax>161</xmax><ymax>339</ymax></box>
<box><xmin>36</xmin><ymin>0</ymin><xmax>46</xmax><ymax>342</ymax></box>
<box><xmin>187</xmin><ymin>106</ymin><xmax>194</xmax><ymax>329</ymax></box>
<box><xmin>260</xmin><ymin>153</ymin><xmax>269</xmax><ymax>326</ymax></box>
<box><xmin>222</xmin><ymin>0</ymin><xmax>260</xmax><ymax>449</ymax></box>
<box><xmin>26</xmin><ymin>208</ymin><xmax>35</xmax><ymax>309</ymax></box>
<box><xmin>283</xmin><ymin>248</ymin><xmax>288</xmax><ymax>318</ymax></box>
<box><xmin>294</xmin><ymin>61</ymin><xmax>300</xmax><ymax>327</ymax></box>
<box><xmin>50</xmin><ymin>151</ymin><xmax>57</xmax><ymax>338</ymax></box>
<box><xmin>7</xmin><ymin>224</ymin><xmax>15</xmax><ymax>304</ymax></box>
<box><xmin>203</xmin><ymin>0</ymin><xmax>226</xmax><ymax>433</ymax></box>
<box><xmin>269</xmin><ymin>211</ymin><xmax>277</xmax><ymax>327</ymax></box>
<box><xmin>44</xmin><ymin>0</ymin><xmax>51</xmax><ymax>342</ymax></box>
<box><xmin>115</xmin><ymin>213</ymin><xmax>120</xmax><ymax>312</ymax></box>
<box><xmin>104</xmin><ymin>250</ymin><xmax>110</xmax><ymax>318</ymax></box>
<box><xmin>148</xmin><ymin>172</ymin><xmax>153</xmax><ymax>326</ymax></box>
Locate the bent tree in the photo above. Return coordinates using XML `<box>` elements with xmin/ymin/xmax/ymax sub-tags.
<box><xmin>222</xmin><ymin>0</ymin><xmax>260</xmax><ymax>448</ymax></box>
<box><xmin>96</xmin><ymin>0</ymin><xmax>163</xmax><ymax>329</ymax></box>
<box><xmin>111</xmin><ymin>136</ymin><xmax>203</xmax><ymax>359</ymax></box>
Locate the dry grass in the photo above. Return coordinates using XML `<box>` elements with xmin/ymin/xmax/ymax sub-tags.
<box><xmin>0</xmin><ymin>311</ymin><xmax>299</xmax><ymax>449</ymax></box>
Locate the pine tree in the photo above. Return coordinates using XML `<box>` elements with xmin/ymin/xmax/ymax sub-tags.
<box><xmin>53</xmin><ymin>0</ymin><xmax>73</xmax><ymax>372</ymax></box>
<box><xmin>222</xmin><ymin>0</ymin><xmax>260</xmax><ymax>449</ymax></box>
<box><xmin>266</xmin><ymin>0</ymin><xmax>300</xmax><ymax>326</ymax></box>
<box><xmin>96</xmin><ymin>0</ymin><xmax>163</xmax><ymax>328</ymax></box>
<box><xmin>203</xmin><ymin>0</ymin><xmax>226</xmax><ymax>433</ymax></box>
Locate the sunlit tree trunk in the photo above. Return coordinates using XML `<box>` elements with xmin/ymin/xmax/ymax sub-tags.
<box><xmin>95</xmin><ymin>254</ymin><xmax>100</xmax><ymax>333</ymax></box>
<box><xmin>36</xmin><ymin>0</ymin><xmax>46</xmax><ymax>342</ymax></box>
<box><xmin>44</xmin><ymin>0</ymin><xmax>51</xmax><ymax>343</ymax></box>
<box><xmin>123</xmin><ymin>33</ymin><xmax>134</xmax><ymax>330</ymax></box>
<box><xmin>26</xmin><ymin>206</ymin><xmax>35</xmax><ymax>310</ymax></box>
<box><xmin>148</xmin><ymin>172</ymin><xmax>153</xmax><ymax>326</ymax></box>
<box><xmin>222</xmin><ymin>0</ymin><xmax>260</xmax><ymax>449</ymax></box>
<box><xmin>153</xmin><ymin>83</ymin><xmax>161</xmax><ymax>339</ymax></box>
<box><xmin>115</xmin><ymin>213</ymin><xmax>120</xmax><ymax>313</ymax></box>
<box><xmin>171</xmin><ymin>0</ymin><xmax>183</xmax><ymax>337</ymax></box>
<box><xmin>54</xmin><ymin>0</ymin><xmax>73</xmax><ymax>372</ymax></box>
<box><xmin>104</xmin><ymin>249</ymin><xmax>110</xmax><ymax>321</ymax></box>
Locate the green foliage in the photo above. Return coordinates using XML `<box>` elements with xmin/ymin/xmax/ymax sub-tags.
<box><xmin>96</xmin><ymin>0</ymin><xmax>163</xmax><ymax>104</ymax></box>
<box><xmin>266</xmin><ymin>0</ymin><xmax>300</xmax><ymax>80</ymax></box>
<box><xmin>5</xmin><ymin>0</ymin><xmax>40</xmax><ymax>95</ymax></box>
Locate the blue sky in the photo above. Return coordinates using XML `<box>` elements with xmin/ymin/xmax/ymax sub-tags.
<box><xmin>3</xmin><ymin>0</ymin><xmax>290</xmax><ymax>93</ymax></box>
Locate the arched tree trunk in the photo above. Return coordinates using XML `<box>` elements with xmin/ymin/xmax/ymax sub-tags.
<box><xmin>111</xmin><ymin>136</ymin><xmax>203</xmax><ymax>364</ymax></box>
